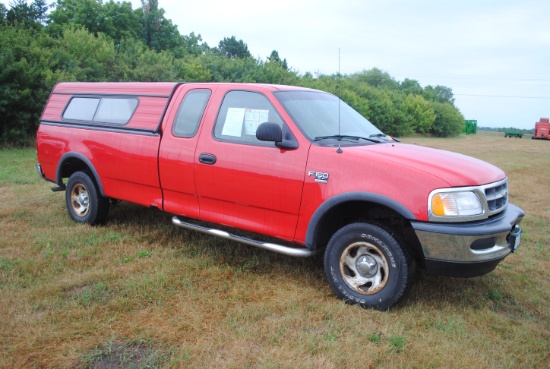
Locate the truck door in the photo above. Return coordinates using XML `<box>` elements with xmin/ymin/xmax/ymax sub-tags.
<box><xmin>159</xmin><ymin>85</ymin><xmax>214</xmax><ymax>219</ymax></box>
<box><xmin>194</xmin><ymin>89</ymin><xmax>309</xmax><ymax>242</ymax></box>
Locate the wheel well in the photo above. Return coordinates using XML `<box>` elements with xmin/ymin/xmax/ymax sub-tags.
<box><xmin>57</xmin><ymin>155</ymin><xmax>104</xmax><ymax>196</ymax></box>
<box><xmin>314</xmin><ymin>200</ymin><xmax>425</xmax><ymax>267</ymax></box>
<box><xmin>59</xmin><ymin>157</ymin><xmax>90</xmax><ymax>182</ymax></box>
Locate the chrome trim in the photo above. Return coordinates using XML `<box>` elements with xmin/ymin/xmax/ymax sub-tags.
<box><xmin>428</xmin><ymin>178</ymin><xmax>508</xmax><ymax>223</ymax></box>
<box><xmin>172</xmin><ymin>216</ymin><xmax>315</xmax><ymax>257</ymax></box>
<box><xmin>415</xmin><ymin>229</ymin><xmax>511</xmax><ymax>263</ymax></box>
<box><xmin>414</xmin><ymin>204</ymin><xmax>524</xmax><ymax>263</ymax></box>
<box><xmin>36</xmin><ymin>164</ymin><xmax>44</xmax><ymax>178</ymax></box>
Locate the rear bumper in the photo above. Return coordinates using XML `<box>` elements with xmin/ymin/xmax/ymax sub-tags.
<box><xmin>411</xmin><ymin>204</ymin><xmax>524</xmax><ymax>277</ymax></box>
<box><xmin>36</xmin><ymin>163</ymin><xmax>45</xmax><ymax>179</ymax></box>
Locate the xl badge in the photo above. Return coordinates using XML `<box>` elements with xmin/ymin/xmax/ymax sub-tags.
<box><xmin>308</xmin><ymin>171</ymin><xmax>329</xmax><ymax>183</ymax></box>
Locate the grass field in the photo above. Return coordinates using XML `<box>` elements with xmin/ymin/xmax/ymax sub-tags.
<box><xmin>1</xmin><ymin>132</ymin><xmax>549</xmax><ymax>368</ymax></box>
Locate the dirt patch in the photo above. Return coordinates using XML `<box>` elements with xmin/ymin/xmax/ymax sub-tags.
<box><xmin>84</xmin><ymin>341</ymin><xmax>165</xmax><ymax>369</ymax></box>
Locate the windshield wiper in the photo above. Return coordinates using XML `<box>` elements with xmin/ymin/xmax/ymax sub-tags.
<box><xmin>369</xmin><ymin>133</ymin><xmax>399</xmax><ymax>142</ymax></box>
<box><xmin>314</xmin><ymin>135</ymin><xmax>379</xmax><ymax>143</ymax></box>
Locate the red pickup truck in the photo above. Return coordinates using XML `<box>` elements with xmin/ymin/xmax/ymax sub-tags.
<box><xmin>36</xmin><ymin>82</ymin><xmax>524</xmax><ymax>310</ymax></box>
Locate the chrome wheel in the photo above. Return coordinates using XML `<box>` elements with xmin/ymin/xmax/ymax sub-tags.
<box><xmin>65</xmin><ymin>171</ymin><xmax>109</xmax><ymax>225</ymax></box>
<box><xmin>70</xmin><ymin>183</ymin><xmax>90</xmax><ymax>217</ymax></box>
<box><xmin>340</xmin><ymin>241</ymin><xmax>389</xmax><ymax>294</ymax></box>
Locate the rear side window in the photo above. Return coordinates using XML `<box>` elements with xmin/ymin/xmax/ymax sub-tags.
<box><xmin>63</xmin><ymin>97</ymin><xmax>138</xmax><ymax>125</ymax></box>
<box><xmin>172</xmin><ymin>89</ymin><xmax>211</xmax><ymax>137</ymax></box>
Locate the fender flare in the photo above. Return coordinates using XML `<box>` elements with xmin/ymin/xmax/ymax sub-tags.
<box><xmin>304</xmin><ymin>192</ymin><xmax>417</xmax><ymax>249</ymax></box>
<box><xmin>56</xmin><ymin>152</ymin><xmax>105</xmax><ymax>196</ymax></box>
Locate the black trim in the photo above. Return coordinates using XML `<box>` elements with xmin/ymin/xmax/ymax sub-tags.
<box><xmin>41</xmin><ymin>120</ymin><xmax>160</xmax><ymax>136</ymax></box>
<box><xmin>155</xmin><ymin>83</ymin><xmax>183</xmax><ymax>133</ymax></box>
<box><xmin>425</xmin><ymin>257</ymin><xmax>504</xmax><ymax>277</ymax></box>
<box><xmin>304</xmin><ymin>192</ymin><xmax>417</xmax><ymax>249</ymax></box>
<box><xmin>56</xmin><ymin>153</ymin><xmax>105</xmax><ymax>196</ymax></box>
<box><xmin>411</xmin><ymin>204</ymin><xmax>524</xmax><ymax>236</ymax></box>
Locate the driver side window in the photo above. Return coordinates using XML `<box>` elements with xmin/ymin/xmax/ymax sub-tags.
<box><xmin>214</xmin><ymin>90</ymin><xmax>284</xmax><ymax>146</ymax></box>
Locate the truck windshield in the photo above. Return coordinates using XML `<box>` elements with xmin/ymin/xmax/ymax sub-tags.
<box><xmin>274</xmin><ymin>90</ymin><xmax>387</xmax><ymax>143</ymax></box>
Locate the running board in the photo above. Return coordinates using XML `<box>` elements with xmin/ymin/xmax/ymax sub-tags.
<box><xmin>172</xmin><ymin>216</ymin><xmax>315</xmax><ymax>257</ymax></box>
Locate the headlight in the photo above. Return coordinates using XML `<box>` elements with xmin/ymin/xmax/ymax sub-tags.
<box><xmin>430</xmin><ymin>191</ymin><xmax>483</xmax><ymax>220</ymax></box>
<box><xmin>428</xmin><ymin>180</ymin><xmax>508</xmax><ymax>223</ymax></box>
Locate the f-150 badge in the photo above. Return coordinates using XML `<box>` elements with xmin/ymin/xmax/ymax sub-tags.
<box><xmin>308</xmin><ymin>171</ymin><xmax>329</xmax><ymax>183</ymax></box>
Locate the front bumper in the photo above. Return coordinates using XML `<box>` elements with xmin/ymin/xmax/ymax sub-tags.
<box><xmin>411</xmin><ymin>204</ymin><xmax>524</xmax><ymax>277</ymax></box>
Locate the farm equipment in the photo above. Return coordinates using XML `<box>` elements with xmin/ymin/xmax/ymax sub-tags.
<box><xmin>532</xmin><ymin>118</ymin><xmax>550</xmax><ymax>140</ymax></box>
<box><xmin>463</xmin><ymin>120</ymin><xmax>477</xmax><ymax>134</ymax></box>
<box><xmin>504</xmin><ymin>130</ymin><xmax>523</xmax><ymax>138</ymax></box>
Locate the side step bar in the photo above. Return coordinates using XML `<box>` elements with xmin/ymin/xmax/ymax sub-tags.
<box><xmin>172</xmin><ymin>216</ymin><xmax>315</xmax><ymax>257</ymax></box>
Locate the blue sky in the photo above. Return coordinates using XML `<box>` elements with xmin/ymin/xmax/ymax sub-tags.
<box><xmin>131</xmin><ymin>0</ymin><xmax>549</xmax><ymax>129</ymax></box>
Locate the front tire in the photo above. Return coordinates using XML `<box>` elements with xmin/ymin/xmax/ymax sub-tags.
<box><xmin>324</xmin><ymin>223</ymin><xmax>414</xmax><ymax>310</ymax></box>
<box><xmin>66</xmin><ymin>171</ymin><xmax>109</xmax><ymax>225</ymax></box>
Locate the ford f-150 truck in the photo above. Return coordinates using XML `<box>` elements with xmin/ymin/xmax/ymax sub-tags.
<box><xmin>36</xmin><ymin>82</ymin><xmax>524</xmax><ymax>310</ymax></box>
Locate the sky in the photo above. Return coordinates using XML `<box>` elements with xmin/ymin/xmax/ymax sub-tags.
<box><xmin>129</xmin><ymin>0</ymin><xmax>550</xmax><ymax>129</ymax></box>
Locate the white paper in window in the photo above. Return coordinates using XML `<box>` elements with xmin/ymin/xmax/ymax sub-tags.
<box><xmin>244</xmin><ymin>109</ymin><xmax>269</xmax><ymax>135</ymax></box>
<box><xmin>222</xmin><ymin>108</ymin><xmax>246</xmax><ymax>137</ymax></box>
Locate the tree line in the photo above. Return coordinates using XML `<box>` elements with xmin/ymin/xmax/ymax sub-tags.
<box><xmin>0</xmin><ymin>0</ymin><xmax>464</xmax><ymax>146</ymax></box>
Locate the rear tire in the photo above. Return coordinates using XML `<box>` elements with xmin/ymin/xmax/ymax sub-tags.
<box><xmin>324</xmin><ymin>223</ymin><xmax>414</xmax><ymax>310</ymax></box>
<box><xmin>66</xmin><ymin>171</ymin><xmax>109</xmax><ymax>225</ymax></box>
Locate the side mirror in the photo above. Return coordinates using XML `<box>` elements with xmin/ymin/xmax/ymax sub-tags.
<box><xmin>256</xmin><ymin>122</ymin><xmax>282</xmax><ymax>142</ymax></box>
<box><xmin>256</xmin><ymin>122</ymin><xmax>299</xmax><ymax>150</ymax></box>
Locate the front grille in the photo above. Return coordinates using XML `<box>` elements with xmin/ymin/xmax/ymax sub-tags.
<box><xmin>484</xmin><ymin>179</ymin><xmax>508</xmax><ymax>213</ymax></box>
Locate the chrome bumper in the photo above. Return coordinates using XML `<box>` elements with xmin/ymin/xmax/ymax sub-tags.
<box><xmin>411</xmin><ymin>204</ymin><xmax>524</xmax><ymax>277</ymax></box>
<box><xmin>36</xmin><ymin>163</ymin><xmax>45</xmax><ymax>178</ymax></box>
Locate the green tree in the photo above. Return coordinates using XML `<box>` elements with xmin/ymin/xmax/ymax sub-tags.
<box><xmin>353</xmin><ymin>68</ymin><xmax>400</xmax><ymax>90</ymax></box>
<box><xmin>6</xmin><ymin>0</ymin><xmax>47</xmax><ymax>29</ymax></box>
<box><xmin>216</xmin><ymin>36</ymin><xmax>251</xmax><ymax>58</ymax></box>
<box><xmin>268</xmin><ymin>50</ymin><xmax>288</xmax><ymax>70</ymax></box>
<box><xmin>0</xmin><ymin>4</ymin><xmax>7</xmax><ymax>24</ymax></box>
<box><xmin>140</xmin><ymin>0</ymin><xmax>181</xmax><ymax>52</ymax></box>
<box><xmin>401</xmin><ymin>78</ymin><xmax>423</xmax><ymax>96</ymax></box>
<box><xmin>59</xmin><ymin>27</ymin><xmax>116</xmax><ymax>81</ymax></box>
<box><xmin>424</xmin><ymin>85</ymin><xmax>455</xmax><ymax>104</ymax></box>
<box><xmin>100</xmin><ymin>0</ymin><xmax>141</xmax><ymax>44</ymax></box>
<box><xmin>178</xmin><ymin>32</ymin><xmax>210</xmax><ymax>56</ymax></box>
<box><xmin>47</xmin><ymin>0</ymin><xmax>141</xmax><ymax>44</ymax></box>
<box><xmin>47</xmin><ymin>0</ymin><xmax>104</xmax><ymax>37</ymax></box>
<box><xmin>203</xmin><ymin>53</ymin><xmax>258</xmax><ymax>81</ymax></box>
<box><xmin>430</xmin><ymin>101</ymin><xmax>464</xmax><ymax>137</ymax></box>
<box><xmin>113</xmin><ymin>38</ymin><xmax>178</xmax><ymax>82</ymax></box>
<box><xmin>0</xmin><ymin>25</ymin><xmax>63</xmax><ymax>145</ymax></box>
<box><xmin>404</xmin><ymin>93</ymin><xmax>436</xmax><ymax>134</ymax></box>
<box><xmin>174</xmin><ymin>55</ymin><xmax>212</xmax><ymax>82</ymax></box>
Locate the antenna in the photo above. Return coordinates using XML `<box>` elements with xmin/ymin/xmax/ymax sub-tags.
<box><xmin>337</xmin><ymin>48</ymin><xmax>343</xmax><ymax>154</ymax></box>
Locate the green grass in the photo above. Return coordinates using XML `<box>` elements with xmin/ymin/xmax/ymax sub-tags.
<box><xmin>1</xmin><ymin>135</ymin><xmax>549</xmax><ymax>368</ymax></box>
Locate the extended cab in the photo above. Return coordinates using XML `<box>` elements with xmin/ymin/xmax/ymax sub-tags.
<box><xmin>36</xmin><ymin>82</ymin><xmax>525</xmax><ymax>310</ymax></box>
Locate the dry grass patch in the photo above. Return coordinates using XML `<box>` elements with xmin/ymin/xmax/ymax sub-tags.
<box><xmin>1</xmin><ymin>136</ymin><xmax>549</xmax><ymax>368</ymax></box>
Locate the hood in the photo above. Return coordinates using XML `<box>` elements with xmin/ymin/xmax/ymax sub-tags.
<box><xmin>350</xmin><ymin>142</ymin><xmax>505</xmax><ymax>187</ymax></box>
